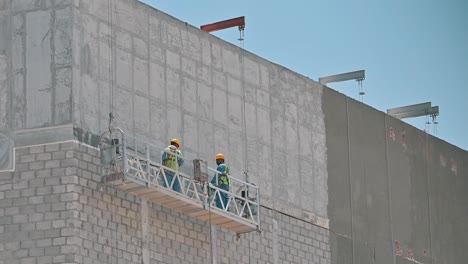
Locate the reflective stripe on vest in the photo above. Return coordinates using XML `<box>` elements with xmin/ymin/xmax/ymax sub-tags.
<box><xmin>219</xmin><ymin>175</ymin><xmax>231</xmax><ymax>186</ymax></box>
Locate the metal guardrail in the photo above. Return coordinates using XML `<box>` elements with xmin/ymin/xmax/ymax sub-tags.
<box><xmin>99</xmin><ymin>128</ymin><xmax>260</xmax><ymax>230</ymax></box>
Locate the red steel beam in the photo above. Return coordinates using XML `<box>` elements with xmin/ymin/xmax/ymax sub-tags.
<box><xmin>200</xmin><ymin>16</ymin><xmax>245</xmax><ymax>33</ymax></box>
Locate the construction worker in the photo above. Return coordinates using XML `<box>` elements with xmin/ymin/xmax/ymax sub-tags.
<box><xmin>161</xmin><ymin>138</ymin><xmax>184</xmax><ymax>193</ymax></box>
<box><xmin>210</xmin><ymin>153</ymin><xmax>231</xmax><ymax>210</ymax></box>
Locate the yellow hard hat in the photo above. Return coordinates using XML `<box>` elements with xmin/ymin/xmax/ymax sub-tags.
<box><xmin>215</xmin><ymin>153</ymin><xmax>225</xmax><ymax>160</ymax></box>
<box><xmin>170</xmin><ymin>138</ymin><xmax>180</xmax><ymax>148</ymax></box>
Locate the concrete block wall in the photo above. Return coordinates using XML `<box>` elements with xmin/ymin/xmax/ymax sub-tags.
<box><xmin>0</xmin><ymin>141</ymin><xmax>331</xmax><ymax>264</ymax></box>
<box><xmin>0</xmin><ymin>141</ymin><xmax>87</xmax><ymax>264</ymax></box>
<box><xmin>70</xmin><ymin>142</ymin><xmax>330</xmax><ymax>264</ymax></box>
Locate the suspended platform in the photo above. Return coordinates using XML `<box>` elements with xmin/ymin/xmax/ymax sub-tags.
<box><xmin>99</xmin><ymin>129</ymin><xmax>260</xmax><ymax>234</ymax></box>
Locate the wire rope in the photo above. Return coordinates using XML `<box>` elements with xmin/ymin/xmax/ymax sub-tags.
<box><xmin>108</xmin><ymin>0</ymin><xmax>114</xmax><ymax>132</ymax></box>
<box><xmin>239</xmin><ymin>28</ymin><xmax>248</xmax><ymax>180</ymax></box>
<box><xmin>208</xmin><ymin>196</ymin><xmax>214</xmax><ymax>264</ymax></box>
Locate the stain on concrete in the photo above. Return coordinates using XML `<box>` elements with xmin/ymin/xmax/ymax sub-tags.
<box><xmin>80</xmin><ymin>44</ymin><xmax>91</xmax><ymax>75</ymax></box>
<box><xmin>2</xmin><ymin>2</ymin><xmax>73</xmax><ymax>131</ymax></box>
<box><xmin>73</xmin><ymin>127</ymin><xmax>100</xmax><ymax>147</ymax></box>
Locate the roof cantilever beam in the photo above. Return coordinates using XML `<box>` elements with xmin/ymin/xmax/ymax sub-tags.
<box><xmin>319</xmin><ymin>70</ymin><xmax>365</xmax><ymax>85</ymax></box>
<box><xmin>200</xmin><ymin>16</ymin><xmax>245</xmax><ymax>33</ymax></box>
<box><xmin>387</xmin><ymin>102</ymin><xmax>439</xmax><ymax>119</ymax></box>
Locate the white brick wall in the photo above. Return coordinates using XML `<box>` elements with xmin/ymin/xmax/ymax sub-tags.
<box><xmin>0</xmin><ymin>141</ymin><xmax>330</xmax><ymax>264</ymax></box>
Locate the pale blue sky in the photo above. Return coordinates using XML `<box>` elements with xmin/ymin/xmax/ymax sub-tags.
<box><xmin>140</xmin><ymin>0</ymin><xmax>468</xmax><ymax>151</ymax></box>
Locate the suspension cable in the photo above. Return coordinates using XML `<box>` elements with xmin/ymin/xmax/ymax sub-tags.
<box><xmin>209</xmin><ymin>197</ymin><xmax>214</xmax><ymax>264</ymax></box>
<box><xmin>357</xmin><ymin>78</ymin><xmax>364</xmax><ymax>103</ymax></box>
<box><xmin>248</xmin><ymin>232</ymin><xmax>251</xmax><ymax>264</ymax></box>
<box><xmin>425</xmin><ymin>115</ymin><xmax>431</xmax><ymax>133</ymax></box>
<box><xmin>432</xmin><ymin>114</ymin><xmax>438</xmax><ymax>135</ymax></box>
<box><xmin>107</xmin><ymin>0</ymin><xmax>114</xmax><ymax>132</ymax></box>
<box><xmin>239</xmin><ymin>26</ymin><xmax>249</xmax><ymax>182</ymax></box>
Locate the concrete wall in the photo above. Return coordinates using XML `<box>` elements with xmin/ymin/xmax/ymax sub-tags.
<box><xmin>2</xmin><ymin>0</ymin><xmax>468</xmax><ymax>263</ymax></box>
<box><xmin>71</xmin><ymin>0</ymin><xmax>329</xmax><ymax>224</ymax></box>
<box><xmin>0</xmin><ymin>141</ymin><xmax>331</xmax><ymax>264</ymax></box>
<box><xmin>0</xmin><ymin>0</ymin><xmax>74</xmax><ymax>146</ymax></box>
<box><xmin>0</xmin><ymin>1</ymin><xmax>332</xmax><ymax>263</ymax></box>
<box><xmin>324</xmin><ymin>88</ymin><xmax>468</xmax><ymax>264</ymax></box>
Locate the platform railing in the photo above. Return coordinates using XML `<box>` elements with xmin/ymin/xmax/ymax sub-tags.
<box><xmin>99</xmin><ymin>129</ymin><xmax>260</xmax><ymax>229</ymax></box>
<box><xmin>207</xmin><ymin>167</ymin><xmax>259</xmax><ymax>225</ymax></box>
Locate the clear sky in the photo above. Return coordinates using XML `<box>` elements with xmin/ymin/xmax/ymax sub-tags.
<box><xmin>140</xmin><ymin>0</ymin><xmax>468</xmax><ymax>151</ymax></box>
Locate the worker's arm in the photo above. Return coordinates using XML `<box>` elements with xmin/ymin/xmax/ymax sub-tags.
<box><xmin>210</xmin><ymin>174</ymin><xmax>217</xmax><ymax>185</ymax></box>
<box><xmin>177</xmin><ymin>150</ymin><xmax>184</xmax><ymax>166</ymax></box>
<box><xmin>211</xmin><ymin>166</ymin><xmax>222</xmax><ymax>185</ymax></box>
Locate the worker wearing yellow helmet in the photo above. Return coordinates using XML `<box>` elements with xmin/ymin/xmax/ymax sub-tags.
<box><xmin>161</xmin><ymin>138</ymin><xmax>184</xmax><ymax>193</ymax></box>
<box><xmin>210</xmin><ymin>153</ymin><xmax>231</xmax><ymax>210</ymax></box>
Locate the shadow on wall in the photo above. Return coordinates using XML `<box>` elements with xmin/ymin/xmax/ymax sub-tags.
<box><xmin>74</xmin><ymin>127</ymin><xmax>100</xmax><ymax>147</ymax></box>
<box><xmin>0</xmin><ymin>131</ymin><xmax>14</xmax><ymax>171</ymax></box>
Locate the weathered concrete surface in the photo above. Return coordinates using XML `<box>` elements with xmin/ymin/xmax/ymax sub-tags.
<box><xmin>71</xmin><ymin>0</ymin><xmax>329</xmax><ymax>223</ymax></box>
<box><xmin>2</xmin><ymin>0</ymin><xmax>468</xmax><ymax>263</ymax></box>
<box><xmin>0</xmin><ymin>0</ymin><xmax>329</xmax><ymax>223</ymax></box>
<box><xmin>0</xmin><ymin>0</ymin><xmax>74</xmax><ymax>144</ymax></box>
<box><xmin>324</xmin><ymin>87</ymin><xmax>468</xmax><ymax>264</ymax></box>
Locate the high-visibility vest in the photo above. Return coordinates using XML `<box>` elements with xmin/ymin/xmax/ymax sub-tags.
<box><xmin>163</xmin><ymin>146</ymin><xmax>180</xmax><ymax>170</ymax></box>
<box><xmin>217</xmin><ymin>164</ymin><xmax>231</xmax><ymax>186</ymax></box>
